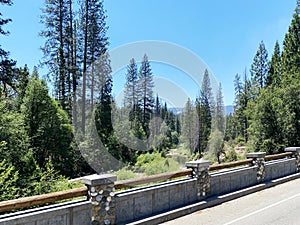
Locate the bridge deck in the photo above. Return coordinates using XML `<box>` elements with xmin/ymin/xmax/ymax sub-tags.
<box><xmin>162</xmin><ymin>178</ymin><xmax>300</xmax><ymax>225</ymax></box>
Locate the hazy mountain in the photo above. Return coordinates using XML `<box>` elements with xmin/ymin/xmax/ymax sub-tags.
<box><xmin>168</xmin><ymin>108</ymin><xmax>185</xmax><ymax>115</ymax></box>
<box><xmin>225</xmin><ymin>105</ymin><xmax>234</xmax><ymax>115</ymax></box>
<box><xmin>169</xmin><ymin>106</ymin><xmax>234</xmax><ymax>116</ymax></box>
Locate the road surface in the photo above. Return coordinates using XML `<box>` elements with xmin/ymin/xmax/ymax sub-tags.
<box><xmin>162</xmin><ymin>178</ymin><xmax>300</xmax><ymax>225</ymax></box>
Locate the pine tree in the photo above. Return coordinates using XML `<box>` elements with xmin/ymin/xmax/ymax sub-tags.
<box><xmin>124</xmin><ymin>58</ymin><xmax>138</xmax><ymax>109</ymax></box>
<box><xmin>40</xmin><ymin>0</ymin><xmax>71</xmax><ymax>111</ymax></box>
<box><xmin>194</xmin><ymin>69</ymin><xmax>214</xmax><ymax>155</ymax></box>
<box><xmin>175</xmin><ymin>116</ymin><xmax>181</xmax><ymax>135</ymax></box>
<box><xmin>160</xmin><ymin>101</ymin><xmax>167</xmax><ymax>120</ymax></box>
<box><xmin>154</xmin><ymin>95</ymin><xmax>161</xmax><ymax>116</ymax></box>
<box><xmin>65</xmin><ymin>0</ymin><xmax>80</xmax><ymax>120</ymax></box>
<box><xmin>233</xmin><ymin>71</ymin><xmax>251</xmax><ymax>142</ymax></box>
<box><xmin>233</xmin><ymin>73</ymin><xmax>243</xmax><ymax>138</ymax></box>
<box><xmin>124</xmin><ymin>58</ymin><xmax>139</xmax><ymax>127</ymax></box>
<box><xmin>94</xmin><ymin>52</ymin><xmax>113</xmax><ymax>144</ymax></box>
<box><xmin>249</xmin><ymin>87</ymin><xmax>283</xmax><ymax>154</ymax></box>
<box><xmin>195</xmin><ymin>89</ymin><xmax>212</xmax><ymax>155</ymax></box>
<box><xmin>79</xmin><ymin>0</ymin><xmax>109</xmax><ymax>134</ymax></box>
<box><xmin>213</xmin><ymin>83</ymin><xmax>225</xmax><ymax>133</ymax></box>
<box><xmin>234</xmin><ymin>73</ymin><xmax>242</xmax><ymax>97</ymax></box>
<box><xmin>15</xmin><ymin>65</ymin><xmax>30</xmax><ymax>107</ymax></box>
<box><xmin>182</xmin><ymin>98</ymin><xmax>198</xmax><ymax>154</ymax></box>
<box><xmin>138</xmin><ymin>54</ymin><xmax>154</xmax><ymax>135</ymax></box>
<box><xmin>282</xmin><ymin>4</ymin><xmax>300</xmax><ymax>81</ymax></box>
<box><xmin>0</xmin><ymin>0</ymin><xmax>13</xmax><ymax>36</ymax></box>
<box><xmin>201</xmin><ymin>69</ymin><xmax>214</xmax><ymax>113</ymax></box>
<box><xmin>267</xmin><ymin>41</ymin><xmax>281</xmax><ymax>86</ymax></box>
<box><xmin>21</xmin><ymin>76</ymin><xmax>76</xmax><ymax>177</ymax></box>
<box><xmin>72</xmin><ymin>20</ymin><xmax>80</xmax><ymax>129</ymax></box>
<box><xmin>0</xmin><ymin>0</ymin><xmax>16</xmax><ymax>98</ymax></box>
<box><xmin>250</xmin><ymin>41</ymin><xmax>269</xmax><ymax>91</ymax></box>
<box><xmin>224</xmin><ymin>113</ymin><xmax>236</xmax><ymax>141</ymax></box>
<box><xmin>151</xmin><ymin>95</ymin><xmax>161</xmax><ymax>137</ymax></box>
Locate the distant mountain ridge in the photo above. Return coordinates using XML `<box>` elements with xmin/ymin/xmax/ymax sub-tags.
<box><xmin>169</xmin><ymin>105</ymin><xmax>234</xmax><ymax>116</ymax></box>
<box><xmin>225</xmin><ymin>105</ymin><xmax>234</xmax><ymax>115</ymax></box>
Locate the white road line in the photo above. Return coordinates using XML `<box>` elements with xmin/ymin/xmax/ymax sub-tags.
<box><xmin>223</xmin><ymin>192</ymin><xmax>300</xmax><ymax>225</ymax></box>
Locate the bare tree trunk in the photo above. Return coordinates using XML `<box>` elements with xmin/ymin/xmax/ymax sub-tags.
<box><xmin>81</xmin><ymin>0</ymin><xmax>89</xmax><ymax>134</ymax></box>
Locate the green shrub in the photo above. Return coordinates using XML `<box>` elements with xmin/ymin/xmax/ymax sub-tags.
<box><xmin>236</xmin><ymin>137</ymin><xmax>245</xmax><ymax>146</ymax></box>
<box><xmin>33</xmin><ymin>159</ymin><xmax>77</xmax><ymax>195</ymax></box>
<box><xmin>135</xmin><ymin>152</ymin><xmax>179</xmax><ymax>176</ymax></box>
<box><xmin>0</xmin><ymin>159</ymin><xmax>19</xmax><ymax>201</ymax></box>
<box><xmin>224</xmin><ymin>148</ymin><xmax>238</xmax><ymax>162</ymax></box>
<box><xmin>113</xmin><ymin>167</ymin><xmax>139</xmax><ymax>180</ymax></box>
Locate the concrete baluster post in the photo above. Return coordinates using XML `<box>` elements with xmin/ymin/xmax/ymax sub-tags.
<box><xmin>285</xmin><ymin>147</ymin><xmax>300</xmax><ymax>172</ymax></box>
<box><xmin>82</xmin><ymin>174</ymin><xmax>117</xmax><ymax>225</ymax></box>
<box><xmin>246</xmin><ymin>152</ymin><xmax>266</xmax><ymax>183</ymax></box>
<box><xmin>186</xmin><ymin>160</ymin><xmax>210</xmax><ymax>201</ymax></box>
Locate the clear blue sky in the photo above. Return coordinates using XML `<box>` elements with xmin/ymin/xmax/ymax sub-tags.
<box><xmin>0</xmin><ymin>0</ymin><xmax>297</xmax><ymax>106</ymax></box>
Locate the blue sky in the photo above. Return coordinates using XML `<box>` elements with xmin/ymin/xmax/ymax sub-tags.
<box><xmin>0</xmin><ymin>0</ymin><xmax>297</xmax><ymax>106</ymax></box>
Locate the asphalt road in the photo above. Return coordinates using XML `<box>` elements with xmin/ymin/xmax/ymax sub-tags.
<box><xmin>162</xmin><ymin>178</ymin><xmax>300</xmax><ymax>225</ymax></box>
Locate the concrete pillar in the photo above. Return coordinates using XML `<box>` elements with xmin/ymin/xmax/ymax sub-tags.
<box><xmin>82</xmin><ymin>174</ymin><xmax>117</xmax><ymax>225</ymax></box>
<box><xmin>246</xmin><ymin>152</ymin><xmax>266</xmax><ymax>183</ymax></box>
<box><xmin>186</xmin><ymin>160</ymin><xmax>210</xmax><ymax>200</ymax></box>
<box><xmin>285</xmin><ymin>147</ymin><xmax>300</xmax><ymax>172</ymax></box>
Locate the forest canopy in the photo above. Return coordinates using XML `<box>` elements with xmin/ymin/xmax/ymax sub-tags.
<box><xmin>0</xmin><ymin>0</ymin><xmax>300</xmax><ymax>201</ymax></box>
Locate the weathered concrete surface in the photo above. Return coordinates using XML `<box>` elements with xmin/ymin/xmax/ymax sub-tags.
<box><xmin>210</xmin><ymin>166</ymin><xmax>257</xmax><ymax>196</ymax></box>
<box><xmin>115</xmin><ymin>178</ymin><xmax>198</xmax><ymax>224</ymax></box>
<box><xmin>0</xmin><ymin>200</ymin><xmax>91</xmax><ymax>225</ymax></box>
<box><xmin>265</xmin><ymin>158</ymin><xmax>296</xmax><ymax>181</ymax></box>
<box><xmin>162</xmin><ymin>178</ymin><xmax>300</xmax><ymax>225</ymax></box>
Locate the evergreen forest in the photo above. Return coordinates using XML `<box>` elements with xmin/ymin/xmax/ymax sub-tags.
<box><xmin>0</xmin><ymin>0</ymin><xmax>300</xmax><ymax>201</ymax></box>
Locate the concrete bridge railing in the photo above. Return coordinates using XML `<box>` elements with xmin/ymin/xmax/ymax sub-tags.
<box><xmin>0</xmin><ymin>147</ymin><xmax>300</xmax><ymax>225</ymax></box>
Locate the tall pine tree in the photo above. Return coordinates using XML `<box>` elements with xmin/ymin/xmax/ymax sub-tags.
<box><xmin>0</xmin><ymin>0</ymin><xmax>16</xmax><ymax>98</ymax></box>
<box><xmin>138</xmin><ymin>54</ymin><xmax>154</xmax><ymax>136</ymax></box>
<box><xmin>267</xmin><ymin>41</ymin><xmax>281</xmax><ymax>86</ymax></box>
<box><xmin>124</xmin><ymin>58</ymin><xmax>138</xmax><ymax>109</ymax></box>
<box><xmin>182</xmin><ymin>98</ymin><xmax>198</xmax><ymax>154</ymax></box>
<box><xmin>213</xmin><ymin>83</ymin><xmax>225</xmax><ymax>133</ymax></box>
<box><xmin>79</xmin><ymin>0</ymin><xmax>109</xmax><ymax>134</ymax></box>
<box><xmin>21</xmin><ymin>76</ymin><xmax>76</xmax><ymax>177</ymax></box>
<box><xmin>233</xmin><ymin>70</ymin><xmax>251</xmax><ymax>142</ymax></box>
<box><xmin>40</xmin><ymin>0</ymin><xmax>72</xmax><ymax>111</ymax></box>
<box><xmin>282</xmin><ymin>3</ymin><xmax>300</xmax><ymax>82</ymax></box>
<box><xmin>94</xmin><ymin>52</ymin><xmax>113</xmax><ymax>144</ymax></box>
<box><xmin>194</xmin><ymin>69</ymin><xmax>214</xmax><ymax>155</ymax></box>
<box><xmin>250</xmin><ymin>41</ymin><xmax>269</xmax><ymax>92</ymax></box>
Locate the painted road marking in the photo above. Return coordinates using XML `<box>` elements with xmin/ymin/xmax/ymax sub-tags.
<box><xmin>223</xmin><ymin>192</ymin><xmax>300</xmax><ymax>225</ymax></box>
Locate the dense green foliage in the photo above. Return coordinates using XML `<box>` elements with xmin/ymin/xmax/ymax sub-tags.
<box><xmin>226</xmin><ymin>4</ymin><xmax>300</xmax><ymax>154</ymax></box>
<box><xmin>135</xmin><ymin>152</ymin><xmax>179</xmax><ymax>176</ymax></box>
<box><xmin>111</xmin><ymin>55</ymin><xmax>181</xmax><ymax>164</ymax></box>
<box><xmin>0</xmin><ymin>159</ymin><xmax>19</xmax><ymax>201</ymax></box>
<box><xmin>21</xmin><ymin>77</ymin><xmax>77</xmax><ymax>176</ymax></box>
<box><xmin>1</xmin><ymin>0</ymin><xmax>300</xmax><ymax>203</ymax></box>
<box><xmin>181</xmin><ymin>70</ymin><xmax>225</xmax><ymax>162</ymax></box>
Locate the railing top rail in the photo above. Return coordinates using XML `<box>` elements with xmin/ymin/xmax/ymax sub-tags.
<box><xmin>0</xmin><ymin>152</ymin><xmax>293</xmax><ymax>214</ymax></box>
<box><xmin>209</xmin><ymin>159</ymin><xmax>252</xmax><ymax>171</ymax></box>
<box><xmin>114</xmin><ymin>169</ymin><xmax>192</xmax><ymax>189</ymax></box>
<box><xmin>265</xmin><ymin>152</ymin><xmax>292</xmax><ymax>161</ymax></box>
<box><xmin>0</xmin><ymin>187</ymin><xmax>87</xmax><ymax>213</ymax></box>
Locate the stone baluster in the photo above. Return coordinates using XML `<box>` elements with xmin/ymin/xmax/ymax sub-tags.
<box><xmin>285</xmin><ymin>147</ymin><xmax>300</xmax><ymax>172</ymax></box>
<box><xmin>246</xmin><ymin>152</ymin><xmax>266</xmax><ymax>183</ymax></box>
<box><xmin>186</xmin><ymin>160</ymin><xmax>210</xmax><ymax>201</ymax></box>
<box><xmin>82</xmin><ymin>174</ymin><xmax>117</xmax><ymax>225</ymax></box>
